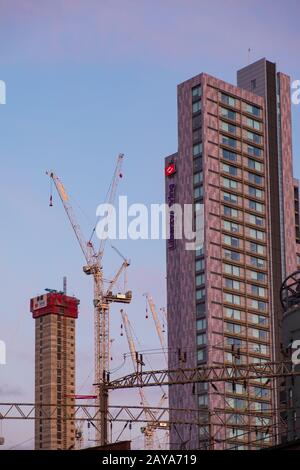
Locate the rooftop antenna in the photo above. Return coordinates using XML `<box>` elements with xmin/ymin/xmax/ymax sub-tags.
<box><xmin>63</xmin><ymin>276</ymin><xmax>67</xmax><ymax>295</ymax></box>
<box><xmin>248</xmin><ymin>48</ymin><xmax>251</xmax><ymax>64</ymax></box>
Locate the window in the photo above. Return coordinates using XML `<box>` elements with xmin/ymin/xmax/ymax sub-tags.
<box><xmin>226</xmin><ymin>337</ymin><xmax>243</xmax><ymax>347</ymax></box>
<box><xmin>197</xmin><ymin>349</ymin><xmax>206</xmax><ymax>362</ymax></box>
<box><xmin>194</xmin><ymin>172</ymin><xmax>203</xmax><ymax>185</ymax></box>
<box><xmin>251</xmin><ymin>285</ymin><xmax>266</xmax><ymax>297</ymax></box>
<box><xmin>225</xmin><ymin>278</ymin><xmax>242</xmax><ymax>290</ymax></box>
<box><xmin>251</xmin><ymin>79</ymin><xmax>257</xmax><ymax>91</ymax></box>
<box><xmin>220</xmin><ymin>107</ymin><xmax>236</xmax><ymax>120</ymax></box>
<box><xmin>249</xmin><ymin>200</ymin><xmax>264</xmax><ymax>213</ymax></box>
<box><xmin>222</xmin><ymin>135</ymin><xmax>237</xmax><ymax>148</ymax></box>
<box><xmin>251</xmin><ymin>401</ymin><xmax>270</xmax><ymax>412</ymax></box>
<box><xmin>221</xmin><ymin>121</ymin><xmax>237</xmax><ymax>134</ymax></box>
<box><xmin>221</xmin><ymin>93</ymin><xmax>236</xmax><ymax>107</ymax></box>
<box><xmin>197</xmin><ymin>318</ymin><xmax>206</xmax><ymax>330</ymax></box>
<box><xmin>250</xmin><ymin>256</ymin><xmax>265</xmax><ymax>268</ymax></box>
<box><xmin>196</xmin><ymin>303</ymin><xmax>205</xmax><ymax>316</ymax></box>
<box><xmin>224</xmin><ymin>206</ymin><xmax>238</xmax><ymax>218</ymax></box>
<box><xmin>249</xmin><ymin>214</ymin><xmax>264</xmax><ymax>226</ymax></box>
<box><xmin>223</xmin><ymin>177</ymin><xmax>238</xmax><ymax>190</ymax></box>
<box><xmin>246</xmin><ymin>117</ymin><xmax>260</xmax><ymax>131</ymax></box>
<box><xmin>225</xmin><ymin>308</ymin><xmax>242</xmax><ymax>321</ymax></box>
<box><xmin>223</xmin><ymin>164</ymin><xmax>238</xmax><ymax>176</ymax></box>
<box><xmin>256</xmin><ymin>432</ymin><xmax>270</xmax><ymax>443</ymax></box>
<box><xmin>227</xmin><ymin>398</ymin><xmax>247</xmax><ymax>410</ymax></box>
<box><xmin>248</xmin><ymin>158</ymin><xmax>263</xmax><ymax>171</ymax></box>
<box><xmin>222</xmin><ymin>148</ymin><xmax>237</xmax><ymax>162</ymax></box>
<box><xmin>225</xmin><ymin>293</ymin><xmax>241</xmax><ymax>305</ymax></box>
<box><xmin>224</xmin><ymin>235</ymin><xmax>239</xmax><ymax>248</ymax></box>
<box><xmin>194</xmin><ymin>157</ymin><xmax>202</xmax><ymax>173</ymax></box>
<box><xmin>250</xmin><ymin>242</ymin><xmax>264</xmax><ymax>255</ymax></box>
<box><xmin>223</xmin><ymin>192</ymin><xmax>238</xmax><ymax>204</ymax></box>
<box><xmin>193</xmin><ymin>142</ymin><xmax>202</xmax><ymax>156</ymax></box>
<box><xmin>245</xmin><ymin>103</ymin><xmax>261</xmax><ymax>117</ymax></box>
<box><xmin>224</xmin><ymin>264</ymin><xmax>240</xmax><ymax>276</ymax></box>
<box><xmin>254</xmin><ymin>417</ymin><xmax>271</xmax><ymax>426</ymax></box>
<box><xmin>249</xmin><ymin>186</ymin><xmax>263</xmax><ymax>199</ymax></box>
<box><xmin>228</xmin><ymin>414</ymin><xmax>245</xmax><ymax>425</ymax></box>
<box><xmin>226</xmin><ymin>382</ymin><xmax>245</xmax><ymax>395</ymax></box>
<box><xmin>193</xmin><ymin>100</ymin><xmax>201</xmax><ymax>114</ymax></box>
<box><xmin>197</xmin><ymin>333</ymin><xmax>206</xmax><ymax>345</ymax></box>
<box><xmin>223</xmin><ymin>163</ymin><xmax>238</xmax><ymax>176</ymax></box>
<box><xmin>196</xmin><ymin>288</ymin><xmax>205</xmax><ymax>300</ymax></box>
<box><xmin>250</xmin><ymin>299</ymin><xmax>267</xmax><ymax>311</ymax></box>
<box><xmin>247</xmin><ymin>132</ymin><xmax>262</xmax><ymax>145</ymax></box>
<box><xmin>194</xmin><ymin>186</ymin><xmax>203</xmax><ymax>199</ymax></box>
<box><xmin>224</xmin><ymin>249</ymin><xmax>241</xmax><ymax>262</ymax></box>
<box><xmin>224</xmin><ymin>220</ymin><xmax>239</xmax><ymax>233</ymax></box>
<box><xmin>225</xmin><ymin>352</ymin><xmax>244</xmax><ymax>365</ymax></box>
<box><xmin>249</xmin><ymin>228</ymin><xmax>264</xmax><ymax>240</ymax></box>
<box><xmin>192</xmin><ymin>85</ymin><xmax>202</xmax><ymax>97</ymax></box>
<box><xmin>250</xmin><ymin>271</ymin><xmax>266</xmax><ymax>282</ymax></box>
<box><xmin>248</xmin><ymin>172</ymin><xmax>263</xmax><ymax>185</ymax></box>
<box><xmin>226</xmin><ymin>322</ymin><xmax>242</xmax><ymax>334</ymax></box>
<box><xmin>193</xmin><ymin>115</ymin><xmax>201</xmax><ymax>130</ymax></box>
<box><xmin>251</xmin><ymin>341</ymin><xmax>268</xmax><ymax>354</ymax></box>
<box><xmin>198</xmin><ymin>395</ymin><xmax>208</xmax><ymax>407</ymax></box>
<box><xmin>254</xmin><ymin>387</ymin><xmax>270</xmax><ymax>399</ymax></box>
<box><xmin>196</xmin><ymin>259</ymin><xmax>204</xmax><ymax>271</ymax></box>
<box><xmin>250</xmin><ymin>314</ymin><xmax>267</xmax><ymax>326</ymax></box>
<box><xmin>193</xmin><ymin>128</ymin><xmax>201</xmax><ymax>142</ymax></box>
<box><xmin>196</xmin><ymin>273</ymin><xmax>205</xmax><ymax>286</ymax></box>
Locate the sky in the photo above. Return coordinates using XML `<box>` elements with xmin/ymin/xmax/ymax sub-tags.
<box><xmin>0</xmin><ymin>0</ymin><xmax>300</xmax><ymax>449</ymax></box>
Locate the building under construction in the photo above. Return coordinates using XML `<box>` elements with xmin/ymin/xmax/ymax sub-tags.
<box><xmin>30</xmin><ymin>286</ymin><xmax>80</xmax><ymax>450</ymax></box>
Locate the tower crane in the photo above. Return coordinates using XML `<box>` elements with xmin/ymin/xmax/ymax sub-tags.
<box><xmin>46</xmin><ymin>154</ymin><xmax>132</xmax><ymax>446</ymax></box>
<box><xmin>120</xmin><ymin>309</ymin><xmax>156</xmax><ymax>449</ymax></box>
<box><xmin>144</xmin><ymin>293</ymin><xmax>167</xmax><ymax>364</ymax></box>
<box><xmin>144</xmin><ymin>294</ymin><xmax>169</xmax><ymax>448</ymax></box>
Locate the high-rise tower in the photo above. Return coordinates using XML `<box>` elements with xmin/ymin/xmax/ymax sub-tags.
<box><xmin>30</xmin><ymin>288</ymin><xmax>79</xmax><ymax>450</ymax></box>
<box><xmin>165</xmin><ymin>59</ymin><xmax>299</xmax><ymax>450</ymax></box>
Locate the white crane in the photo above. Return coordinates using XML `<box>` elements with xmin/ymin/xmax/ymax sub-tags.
<box><xmin>47</xmin><ymin>154</ymin><xmax>132</xmax><ymax>445</ymax></box>
<box><xmin>144</xmin><ymin>293</ymin><xmax>168</xmax><ymax>364</ymax></box>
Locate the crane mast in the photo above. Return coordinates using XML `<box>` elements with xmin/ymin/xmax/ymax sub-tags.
<box><xmin>47</xmin><ymin>153</ymin><xmax>131</xmax><ymax>446</ymax></box>
<box><xmin>120</xmin><ymin>309</ymin><xmax>156</xmax><ymax>449</ymax></box>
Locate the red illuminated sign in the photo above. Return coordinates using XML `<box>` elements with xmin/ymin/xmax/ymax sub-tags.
<box><xmin>165</xmin><ymin>163</ymin><xmax>176</xmax><ymax>177</ymax></box>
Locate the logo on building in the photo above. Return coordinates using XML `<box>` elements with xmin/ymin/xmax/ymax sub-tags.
<box><xmin>167</xmin><ymin>183</ymin><xmax>176</xmax><ymax>250</ymax></box>
<box><xmin>165</xmin><ymin>163</ymin><xmax>176</xmax><ymax>177</ymax></box>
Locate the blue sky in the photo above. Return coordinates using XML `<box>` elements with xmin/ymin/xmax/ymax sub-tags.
<box><xmin>0</xmin><ymin>0</ymin><xmax>299</xmax><ymax>449</ymax></box>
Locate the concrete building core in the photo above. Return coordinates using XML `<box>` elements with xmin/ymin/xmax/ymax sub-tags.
<box><xmin>30</xmin><ymin>290</ymin><xmax>79</xmax><ymax>450</ymax></box>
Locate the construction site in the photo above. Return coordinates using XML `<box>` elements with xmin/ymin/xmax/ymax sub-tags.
<box><xmin>0</xmin><ymin>151</ymin><xmax>300</xmax><ymax>452</ymax></box>
<box><xmin>1</xmin><ymin>2</ymin><xmax>300</xmax><ymax>455</ymax></box>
